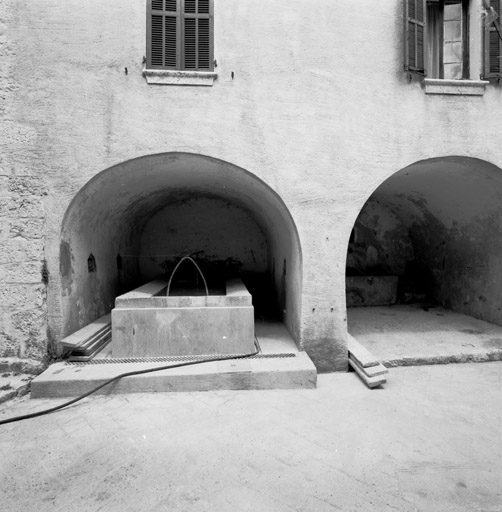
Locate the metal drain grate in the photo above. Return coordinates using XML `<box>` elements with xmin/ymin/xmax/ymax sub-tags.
<box><xmin>67</xmin><ymin>353</ymin><xmax>297</xmax><ymax>366</ymax></box>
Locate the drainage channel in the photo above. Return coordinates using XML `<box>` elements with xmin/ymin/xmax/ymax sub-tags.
<box><xmin>67</xmin><ymin>353</ymin><xmax>298</xmax><ymax>365</ymax></box>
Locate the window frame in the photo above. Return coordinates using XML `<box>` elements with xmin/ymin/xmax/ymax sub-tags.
<box><xmin>146</xmin><ymin>0</ymin><xmax>214</xmax><ymax>73</ymax></box>
<box><xmin>404</xmin><ymin>0</ymin><xmax>489</xmax><ymax>94</ymax></box>
<box><xmin>404</xmin><ymin>0</ymin><xmax>470</xmax><ymax>79</ymax></box>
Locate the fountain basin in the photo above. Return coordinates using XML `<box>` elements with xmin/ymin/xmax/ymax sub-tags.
<box><xmin>111</xmin><ymin>278</ymin><xmax>255</xmax><ymax>357</ymax></box>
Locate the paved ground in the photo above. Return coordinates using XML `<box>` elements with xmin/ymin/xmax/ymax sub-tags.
<box><xmin>1</xmin><ymin>362</ymin><xmax>501</xmax><ymax>512</ymax></box>
<box><xmin>348</xmin><ymin>305</ymin><xmax>502</xmax><ymax>365</ymax></box>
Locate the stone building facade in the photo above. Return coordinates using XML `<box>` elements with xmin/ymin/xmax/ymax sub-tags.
<box><xmin>2</xmin><ymin>0</ymin><xmax>502</xmax><ymax>372</ymax></box>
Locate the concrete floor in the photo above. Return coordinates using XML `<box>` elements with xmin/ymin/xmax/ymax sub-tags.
<box><xmin>1</xmin><ymin>363</ymin><xmax>501</xmax><ymax>512</ymax></box>
<box><xmin>348</xmin><ymin>305</ymin><xmax>502</xmax><ymax>366</ymax></box>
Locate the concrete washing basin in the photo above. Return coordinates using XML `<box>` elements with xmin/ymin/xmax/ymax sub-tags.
<box><xmin>111</xmin><ymin>278</ymin><xmax>255</xmax><ymax>357</ymax></box>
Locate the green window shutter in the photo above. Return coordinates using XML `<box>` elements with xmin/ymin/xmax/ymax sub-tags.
<box><xmin>404</xmin><ymin>0</ymin><xmax>426</xmax><ymax>75</ymax></box>
<box><xmin>147</xmin><ymin>0</ymin><xmax>179</xmax><ymax>69</ymax></box>
<box><xmin>182</xmin><ymin>0</ymin><xmax>213</xmax><ymax>71</ymax></box>
<box><xmin>484</xmin><ymin>0</ymin><xmax>502</xmax><ymax>78</ymax></box>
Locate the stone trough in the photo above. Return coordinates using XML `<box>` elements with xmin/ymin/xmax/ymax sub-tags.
<box><xmin>111</xmin><ymin>278</ymin><xmax>256</xmax><ymax>358</ymax></box>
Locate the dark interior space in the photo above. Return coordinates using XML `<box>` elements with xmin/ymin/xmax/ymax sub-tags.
<box><xmin>346</xmin><ymin>157</ymin><xmax>502</xmax><ymax>327</ymax></box>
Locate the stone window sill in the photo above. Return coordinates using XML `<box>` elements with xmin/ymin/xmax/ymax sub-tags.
<box><xmin>143</xmin><ymin>69</ymin><xmax>217</xmax><ymax>86</ymax></box>
<box><xmin>424</xmin><ymin>78</ymin><xmax>488</xmax><ymax>96</ymax></box>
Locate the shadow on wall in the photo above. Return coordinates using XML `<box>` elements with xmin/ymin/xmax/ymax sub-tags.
<box><xmin>346</xmin><ymin>156</ymin><xmax>502</xmax><ymax>327</ymax></box>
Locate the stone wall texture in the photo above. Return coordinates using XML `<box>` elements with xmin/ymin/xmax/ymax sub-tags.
<box><xmin>2</xmin><ymin>0</ymin><xmax>502</xmax><ymax>372</ymax></box>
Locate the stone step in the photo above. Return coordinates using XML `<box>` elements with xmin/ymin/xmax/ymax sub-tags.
<box><xmin>30</xmin><ymin>352</ymin><xmax>317</xmax><ymax>398</ymax></box>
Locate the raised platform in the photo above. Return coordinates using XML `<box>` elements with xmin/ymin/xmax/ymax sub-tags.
<box><xmin>31</xmin><ymin>321</ymin><xmax>317</xmax><ymax>398</ymax></box>
<box><xmin>348</xmin><ymin>304</ymin><xmax>502</xmax><ymax>366</ymax></box>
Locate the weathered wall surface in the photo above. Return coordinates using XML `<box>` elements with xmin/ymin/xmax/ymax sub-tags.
<box><xmin>345</xmin><ymin>197</ymin><xmax>413</xmax><ymax>307</ymax></box>
<box><xmin>0</xmin><ymin>0</ymin><xmax>49</xmax><ymax>364</ymax></box>
<box><xmin>371</xmin><ymin>157</ymin><xmax>502</xmax><ymax>326</ymax></box>
<box><xmin>3</xmin><ymin>0</ymin><xmax>502</xmax><ymax>371</ymax></box>
<box><xmin>346</xmin><ymin>197</ymin><xmax>414</xmax><ymax>278</ymax></box>
<box><xmin>347</xmin><ymin>157</ymin><xmax>502</xmax><ymax>319</ymax></box>
<box><xmin>139</xmin><ymin>197</ymin><xmax>268</xmax><ymax>281</ymax></box>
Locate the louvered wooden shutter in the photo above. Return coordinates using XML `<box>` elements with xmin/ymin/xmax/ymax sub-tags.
<box><xmin>404</xmin><ymin>0</ymin><xmax>426</xmax><ymax>75</ymax></box>
<box><xmin>147</xmin><ymin>0</ymin><xmax>179</xmax><ymax>69</ymax></box>
<box><xmin>484</xmin><ymin>0</ymin><xmax>502</xmax><ymax>78</ymax></box>
<box><xmin>182</xmin><ymin>0</ymin><xmax>213</xmax><ymax>71</ymax></box>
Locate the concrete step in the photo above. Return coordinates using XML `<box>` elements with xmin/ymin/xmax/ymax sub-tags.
<box><xmin>30</xmin><ymin>352</ymin><xmax>317</xmax><ymax>398</ymax></box>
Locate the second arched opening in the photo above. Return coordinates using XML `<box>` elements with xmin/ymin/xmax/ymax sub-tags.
<box><xmin>345</xmin><ymin>156</ymin><xmax>502</xmax><ymax>363</ymax></box>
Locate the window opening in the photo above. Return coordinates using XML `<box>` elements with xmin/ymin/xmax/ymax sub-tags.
<box><xmin>147</xmin><ymin>0</ymin><xmax>214</xmax><ymax>71</ymax></box>
<box><xmin>443</xmin><ymin>1</ymin><xmax>468</xmax><ymax>79</ymax></box>
<box><xmin>404</xmin><ymin>0</ymin><xmax>469</xmax><ymax>79</ymax></box>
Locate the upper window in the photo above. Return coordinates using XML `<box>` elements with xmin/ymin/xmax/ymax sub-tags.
<box><xmin>147</xmin><ymin>0</ymin><xmax>214</xmax><ymax>72</ymax></box>
<box><xmin>429</xmin><ymin>0</ymin><xmax>469</xmax><ymax>79</ymax></box>
<box><xmin>404</xmin><ymin>0</ymin><xmax>469</xmax><ymax>79</ymax></box>
<box><xmin>404</xmin><ymin>0</ymin><xmax>502</xmax><ymax>80</ymax></box>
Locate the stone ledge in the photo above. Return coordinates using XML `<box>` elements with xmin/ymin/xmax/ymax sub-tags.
<box><xmin>424</xmin><ymin>78</ymin><xmax>488</xmax><ymax>96</ymax></box>
<box><xmin>143</xmin><ymin>68</ymin><xmax>217</xmax><ymax>86</ymax></box>
<box><xmin>30</xmin><ymin>352</ymin><xmax>317</xmax><ymax>397</ymax></box>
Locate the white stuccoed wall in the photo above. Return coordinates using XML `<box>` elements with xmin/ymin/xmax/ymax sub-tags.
<box><xmin>2</xmin><ymin>0</ymin><xmax>502</xmax><ymax>371</ymax></box>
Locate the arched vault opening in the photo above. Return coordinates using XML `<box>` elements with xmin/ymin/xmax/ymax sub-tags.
<box><xmin>345</xmin><ymin>156</ymin><xmax>502</xmax><ymax>358</ymax></box>
<box><xmin>60</xmin><ymin>153</ymin><xmax>302</xmax><ymax>346</ymax></box>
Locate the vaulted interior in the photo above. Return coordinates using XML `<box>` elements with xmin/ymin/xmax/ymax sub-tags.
<box><xmin>346</xmin><ymin>156</ymin><xmax>502</xmax><ymax>326</ymax></box>
<box><xmin>60</xmin><ymin>153</ymin><xmax>302</xmax><ymax>345</ymax></box>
